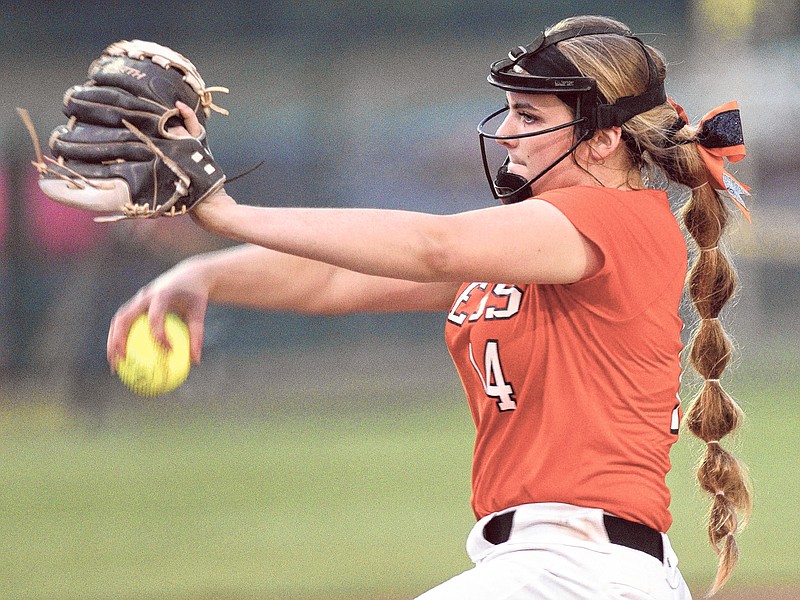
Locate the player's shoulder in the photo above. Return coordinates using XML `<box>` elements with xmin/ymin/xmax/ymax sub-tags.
<box><xmin>536</xmin><ymin>185</ymin><xmax>669</xmax><ymax>211</ymax></box>
<box><xmin>536</xmin><ymin>186</ymin><xmax>677</xmax><ymax>237</ymax></box>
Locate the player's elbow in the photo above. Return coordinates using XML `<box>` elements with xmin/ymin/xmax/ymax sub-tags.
<box><xmin>411</xmin><ymin>216</ymin><xmax>464</xmax><ymax>283</ymax></box>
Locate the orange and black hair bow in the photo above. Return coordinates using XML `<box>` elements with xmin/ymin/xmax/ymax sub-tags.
<box><xmin>668</xmin><ymin>98</ymin><xmax>752</xmax><ymax>222</ymax></box>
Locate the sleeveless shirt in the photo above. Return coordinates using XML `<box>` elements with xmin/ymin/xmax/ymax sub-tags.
<box><xmin>444</xmin><ymin>186</ymin><xmax>687</xmax><ymax>531</ymax></box>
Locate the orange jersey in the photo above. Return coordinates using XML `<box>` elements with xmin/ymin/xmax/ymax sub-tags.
<box><xmin>444</xmin><ymin>186</ymin><xmax>687</xmax><ymax>532</ymax></box>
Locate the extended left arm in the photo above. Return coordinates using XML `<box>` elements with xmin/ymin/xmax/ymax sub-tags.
<box><xmin>192</xmin><ymin>191</ymin><xmax>601</xmax><ymax>285</ymax></box>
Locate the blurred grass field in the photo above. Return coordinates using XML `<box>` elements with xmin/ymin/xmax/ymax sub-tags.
<box><xmin>1</xmin><ymin>345</ymin><xmax>798</xmax><ymax>600</ymax></box>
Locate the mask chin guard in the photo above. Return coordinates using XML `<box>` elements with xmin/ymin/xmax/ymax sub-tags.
<box><xmin>493</xmin><ymin>164</ymin><xmax>531</xmax><ymax>205</ymax></box>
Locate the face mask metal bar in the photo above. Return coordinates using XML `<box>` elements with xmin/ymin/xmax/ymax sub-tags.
<box><xmin>477</xmin><ymin>105</ymin><xmax>591</xmax><ymax>203</ymax></box>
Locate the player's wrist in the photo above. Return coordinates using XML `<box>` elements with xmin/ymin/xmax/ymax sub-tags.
<box><xmin>176</xmin><ymin>248</ymin><xmax>233</xmax><ymax>304</ymax></box>
<box><xmin>190</xmin><ymin>189</ymin><xmax>238</xmax><ymax>231</ymax></box>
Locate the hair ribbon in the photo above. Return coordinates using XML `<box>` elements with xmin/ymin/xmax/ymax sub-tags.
<box><xmin>668</xmin><ymin>98</ymin><xmax>751</xmax><ymax>222</ymax></box>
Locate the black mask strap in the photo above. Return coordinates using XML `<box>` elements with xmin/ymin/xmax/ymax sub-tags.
<box><xmin>595</xmin><ymin>40</ymin><xmax>666</xmax><ymax>128</ymax></box>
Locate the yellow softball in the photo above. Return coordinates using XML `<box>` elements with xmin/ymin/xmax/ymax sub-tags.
<box><xmin>116</xmin><ymin>313</ymin><xmax>191</xmax><ymax>397</ymax></box>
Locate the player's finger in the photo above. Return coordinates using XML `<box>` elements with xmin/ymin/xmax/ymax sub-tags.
<box><xmin>106</xmin><ymin>316</ymin><xmax>119</xmax><ymax>369</ymax></box>
<box><xmin>146</xmin><ymin>303</ymin><xmax>171</xmax><ymax>350</ymax></box>
<box><xmin>175</xmin><ymin>101</ymin><xmax>203</xmax><ymax>138</ymax></box>
<box><xmin>107</xmin><ymin>301</ymin><xmax>144</xmax><ymax>368</ymax></box>
<box><xmin>185</xmin><ymin>316</ymin><xmax>205</xmax><ymax>364</ymax></box>
<box><xmin>147</xmin><ymin>299</ymin><xmax>205</xmax><ymax>363</ymax></box>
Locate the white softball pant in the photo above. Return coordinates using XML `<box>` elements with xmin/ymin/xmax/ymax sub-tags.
<box><xmin>416</xmin><ymin>502</ymin><xmax>692</xmax><ymax>600</ymax></box>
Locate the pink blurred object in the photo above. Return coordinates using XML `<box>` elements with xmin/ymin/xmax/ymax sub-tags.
<box><xmin>26</xmin><ymin>171</ymin><xmax>103</xmax><ymax>256</ymax></box>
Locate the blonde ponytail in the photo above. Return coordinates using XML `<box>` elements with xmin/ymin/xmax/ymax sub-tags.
<box><xmin>552</xmin><ymin>15</ymin><xmax>753</xmax><ymax>594</ymax></box>
<box><xmin>681</xmin><ymin>185</ymin><xmax>752</xmax><ymax>595</ymax></box>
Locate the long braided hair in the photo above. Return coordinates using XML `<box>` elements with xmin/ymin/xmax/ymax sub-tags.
<box><xmin>552</xmin><ymin>15</ymin><xmax>752</xmax><ymax>595</ymax></box>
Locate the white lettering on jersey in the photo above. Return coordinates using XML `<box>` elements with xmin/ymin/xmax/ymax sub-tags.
<box><xmin>447</xmin><ymin>283</ymin><xmax>488</xmax><ymax>326</ymax></box>
<box><xmin>448</xmin><ymin>283</ymin><xmax>523</xmax><ymax>326</ymax></box>
<box><xmin>670</xmin><ymin>403</ymin><xmax>680</xmax><ymax>435</ymax></box>
<box><xmin>485</xmin><ymin>284</ymin><xmax>523</xmax><ymax>320</ymax></box>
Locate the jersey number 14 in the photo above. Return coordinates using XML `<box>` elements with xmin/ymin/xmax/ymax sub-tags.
<box><xmin>469</xmin><ymin>340</ymin><xmax>517</xmax><ymax>411</ymax></box>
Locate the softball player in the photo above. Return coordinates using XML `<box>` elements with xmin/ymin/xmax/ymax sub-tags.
<box><xmin>107</xmin><ymin>15</ymin><xmax>751</xmax><ymax>599</ymax></box>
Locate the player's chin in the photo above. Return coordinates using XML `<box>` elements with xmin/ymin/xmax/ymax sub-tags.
<box><xmin>505</xmin><ymin>162</ymin><xmax>529</xmax><ymax>178</ymax></box>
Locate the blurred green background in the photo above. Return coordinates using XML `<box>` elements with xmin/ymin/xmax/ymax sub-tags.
<box><xmin>2</xmin><ymin>0</ymin><xmax>799</xmax><ymax>598</ymax></box>
<box><xmin>2</xmin><ymin>349</ymin><xmax>800</xmax><ymax>599</ymax></box>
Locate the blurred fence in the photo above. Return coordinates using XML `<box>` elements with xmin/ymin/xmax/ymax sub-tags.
<box><xmin>1</xmin><ymin>1</ymin><xmax>798</xmax><ymax>416</ymax></box>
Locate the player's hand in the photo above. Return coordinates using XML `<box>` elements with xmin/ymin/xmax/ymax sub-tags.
<box><xmin>107</xmin><ymin>262</ymin><xmax>210</xmax><ymax>370</ymax></box>
<box><xmin>171</xmin><ymin>100</ymin><xmax>237</xmax><ymax>226</ymax></box>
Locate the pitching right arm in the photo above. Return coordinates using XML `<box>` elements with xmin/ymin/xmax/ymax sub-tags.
<box><xmin>106</xmin><ymin>243</ymin><xmax>460</xmax><ymax>367</ymax></box>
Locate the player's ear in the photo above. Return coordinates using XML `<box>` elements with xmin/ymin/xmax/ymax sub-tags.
<box><xmin>583</xmin><ymin>126</ymin><xmax>624</xmax><ymax>162</ymax></box>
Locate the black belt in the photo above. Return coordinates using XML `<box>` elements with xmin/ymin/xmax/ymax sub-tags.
<box><xmin>482</xmin><ymin>510</ymin><xmax>664</xmax><ymax>563</ymax></box>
